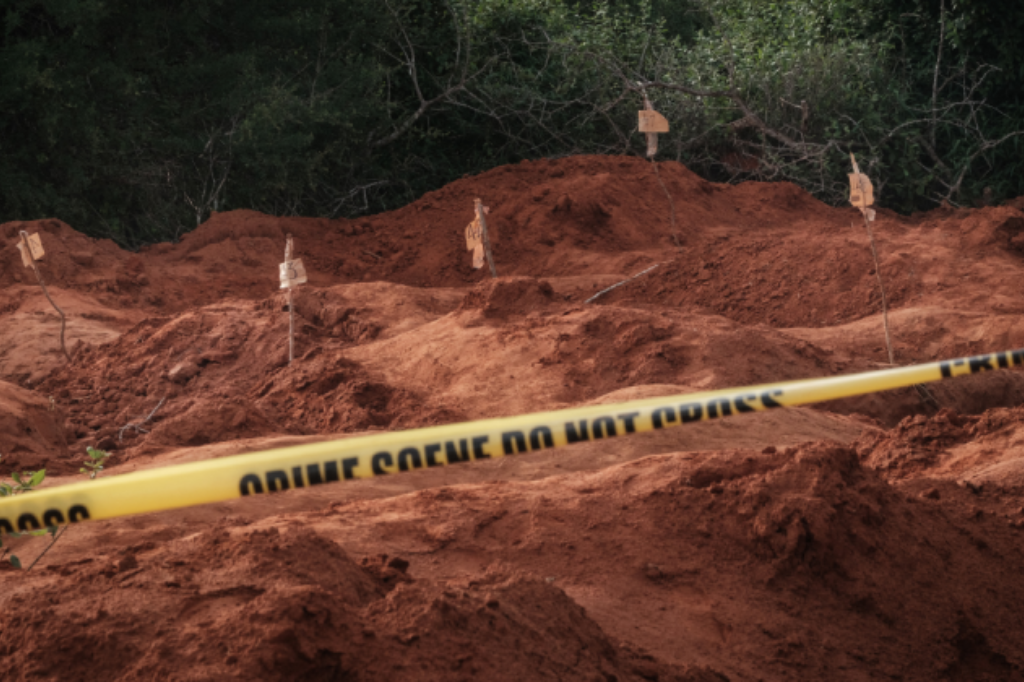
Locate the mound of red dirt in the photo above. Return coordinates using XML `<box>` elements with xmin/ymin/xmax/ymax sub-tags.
<box><xmin>0</xmin><ymin>523</ymin><xmax>720</xmax><ymax>681</ymax></box>
<box><xmin>4</xmin><ymin>154</ymin><xmax>1024</xmax><ymax>681</ymax></box>
<box><xmin>303</xmin><ymin>439</ymin><xmax>1024</xmax><ymax>680</ymax></box>
<box><xmin>0</xmin><ymin>381</ymin><xmax>69</xmax><ymax>474</ymax></box>
<box><xmin>858</xmin><ymin>405</ymin><xmax>1024</xmax><ymax>491</ymax></box>
<box><xmin>34</xmin><ymin>300</ymin><xmax>438</xmax><ymax>459</ymax></box>
<box><xmin>9</xmin><ymin>439</ymin><xmax>1021</xmax><ymax>681</ymax></box>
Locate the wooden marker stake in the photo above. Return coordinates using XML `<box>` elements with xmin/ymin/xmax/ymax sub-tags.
<box><xmin>638</xmin><ymin>93</ymin><xmax>669</xmax><ymax>159</ymax></box>
<box><xmin>638</xmin><ymin>93</ymin><xmax>679</xmax><ymax>246</ymax></box>
<box><xmin>18</xmin><ymin>231</ymin><xmax>71</xmax><ymax>362</ymax></box>
<box><xmin>848</xmin><ymin>155</ymin><xmax>936</xmax><ymax>407</ymax></box>
<box><xmin>286</xmin><ymin>237</ymin><xmax>294</xmax><ymax>363</ymax></box>
<box><xmin>279</xmin><ymin>235</ymin><xmax>307</xmax><ymax>364</ymax></box>
<box><xmin>848</xmin><ymin>154</ymin><xmax>893</xmax><ymax>367</ymax></box>
<box><xmin>465</xmin><ymin>200</ymin><xmax>497</xmax><ymax>278</ymax></box>
<box><xmin>475</xmin><ymin>199</ymin><xmax>497</xmax><ymax>279</ymax></box>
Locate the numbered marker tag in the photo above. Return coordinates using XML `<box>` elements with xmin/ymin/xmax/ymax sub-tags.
<box><xmin>279</xmin><ymin>259</ymin><xmax>308</xmax><ymax>289</ymax></box>
<box><xmin>465</xmin><ymin>217</ymin><xmax>482</xmax><ymax>251</ymax></box>
<box><xmin>638</xmin><ymin>110</ymin><xmax>669</xmax><ymax>133</ymax></box>
<box><xmin>465</xmin><ymin>212</ymin><xmax>485</xmax><ymax>270</ymax></box>
<box><xmin>26</xmin><ymin>233</ymin><xmax>45</xmax><ymax>260</ymax></box>
<box><xmin>849</xmin><ymin>173</ymin><xmax>875</xmax><ymax>209</ymax></box>
<box><xmin>15</xmin><ymin>232</ymin><xmax>44</xmax><ymax>267</ymax></box>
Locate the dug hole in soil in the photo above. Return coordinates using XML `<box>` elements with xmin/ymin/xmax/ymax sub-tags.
<box><xmin>3</xmin><ymin>154</ymin><xmax>1024</xmax><ymax>681</ymax></box>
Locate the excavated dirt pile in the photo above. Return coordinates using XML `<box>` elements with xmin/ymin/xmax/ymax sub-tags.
<box><xmin>2</xmin><ymin>154</ymin><xmax>1024</xmax><ymax>681</ymax></box>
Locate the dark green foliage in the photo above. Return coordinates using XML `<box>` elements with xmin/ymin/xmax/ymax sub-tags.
<box><xmin>575</xmin><ymin>0</ymin><xmax>710</xmax><ymax>43</ymax></box>
<box><xmin>1</xmin><ymin>0</ymin><xmax>1022</xmax><ymax>246</ymax></box>
<box><xmin>877</xmin><ymin>0</ymin><xmax>1024</xmax><ymax>206</ymax></box>
<box><xmin>631</xmin><ymin>0</ymin><xmax>1024</xmax><ymax>212</ymax></box>
<box><xmin>1</xmin><ymin>0</ymin><xmax>390</xmax><ymax>246</ymax></box>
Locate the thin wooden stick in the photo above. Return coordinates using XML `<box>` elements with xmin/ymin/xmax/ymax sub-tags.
<box><xmin>650</xmin><ymin>160</ymin><xmax>681</xmax><ymax>248</ymax></box>
<box><xmin>475</xmin><ymin>198</ymin><xmax>497</xmax><ymax>279</ymax></box>
<box><xmin>855</xmin><ymin>208</ymin><xmax>939</xmax><ymax>407</ymax></box>
<box><xmin>848</xmin><ymin>159</ymin><xmax>894</xmax><ymax>367</ymax></box>
<box><xmin>118</xmin><ymin>396</ymin><xmax>167</xmax><ymax>442</ymax></box>
<box><xmin>25</xmin><ymin>524</ymin><xmax>69</xmax><ymax>571</ymax></box>
<box><xmin>20</xmin><ymin>231</ymin><xmax>70</xmax><ymax>362</ymax></box>
<box><xmin>586</xmin><ymin>263</ymin><xmax>661</xmax><ymax>304</ymax></box>
<box><xmin>859</xmin><ymin>216</ymin><xmax>895</xmax><ymax>366</ymax></box>
<box><xmin>640</xmin><ymin>90</ymin><xmax>680</xmax><ymax>248</ymax></box>
<box><xmin>285</xmin><ymin>234</ymin><xmax>295</xmax><ymax>364</ymax></box>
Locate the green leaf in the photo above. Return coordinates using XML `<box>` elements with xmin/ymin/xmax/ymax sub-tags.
<box><xmin>10</xmin><ymin>555</ymin><xmax>21</xmax><ymax>569</ymax></box>
<box><xmin>29</xmin><ymin>469</ymin><xmax>46</xmax><ymax>487</ymax></box>
<box><xmin>11</xmin><ymin>472</ymin><xmax>23</xmax><ymax>485</ymax></box>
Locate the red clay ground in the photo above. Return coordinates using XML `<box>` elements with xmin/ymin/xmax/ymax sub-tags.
<box><xmin>2</xmin><ymin>154</ymin><xmax>1024</xmax><ymax>680</ymax></box>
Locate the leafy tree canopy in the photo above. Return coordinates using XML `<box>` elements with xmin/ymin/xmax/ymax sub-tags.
<box><xmin>1</xmin><ymin>0</ymin><xmax>1021</xmax><ymax>246</ymax></box>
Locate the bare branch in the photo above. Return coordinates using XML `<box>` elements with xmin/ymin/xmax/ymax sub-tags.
<box><xmin>931</xmin><ymin>0</ymin><xmax>946</xmax><ymax>149</ymax></box>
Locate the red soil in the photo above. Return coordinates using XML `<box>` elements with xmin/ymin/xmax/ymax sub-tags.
<box><xmin>2</xmin><ymin>154</ymin><xmax>1024</xmax><ymax>680</ymax></box>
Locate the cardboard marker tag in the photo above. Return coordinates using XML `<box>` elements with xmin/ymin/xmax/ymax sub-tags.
<box><xmin>279</xmin><ymin>259</ymin><xmax>308</xmax><ymax>289</ymax></box>
<box><xmin>465</xmin><ymin>217</ymin><xmax>482</xmax><ymax>251</ymax></box>
<box><xmin>849</xmin><ymin>173</ymin><xmax>875</xmax><ymax>208</ymax></box>
<box><xmin>465</xmin><ymin>208</ymin><xmax>489</xmax><ymax>270</ymax></box>
<box><xmin>26</xmin><ymin>233</ymin><xmax>45</xmax><ymax>260</ymax></box>
<box><xmin>638</xmin><ymin>110</ymin><xmax>669</xmax><ymax>133</ymax></box>
<box><xmin>15</xmin><ymin>233</ymin><xmax>44</xmax><ymax>267</ymax></box>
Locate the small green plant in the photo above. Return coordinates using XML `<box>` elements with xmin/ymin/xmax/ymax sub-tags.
<box><xmin>1</xmin><ymin>448</ymin><xmax>110</xmax><ymax>569</ymax></box>
<box><xmin>0</xmin><ymin>446</ymin><xmax>110</xmax><ymax>569</ymax></box>
<box><xmin>0</xmin><ymin>456</ymin><xmax>51</xmax><ymax>569</ymax></box>
<box><xmin>81</xmin><ymin>447</ymin><xmax>110</xmax><ymax>479</ymax></box>
<box><xmin>0</xmin><ymin>468</ymin><xmax>46</xmax><ymax>497</ymax></box>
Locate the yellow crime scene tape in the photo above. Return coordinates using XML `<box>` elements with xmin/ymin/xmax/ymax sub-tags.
<box><xmin>2</xmin><ymin>348</ymin><xmax>1023</xmax><ymax>533</ymax></box>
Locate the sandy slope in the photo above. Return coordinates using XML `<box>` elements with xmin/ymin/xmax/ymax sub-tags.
<box><xmin>2</xmin><ymin>155</ymin><xmax>1024</xmax><ymax>681</ymax></box>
